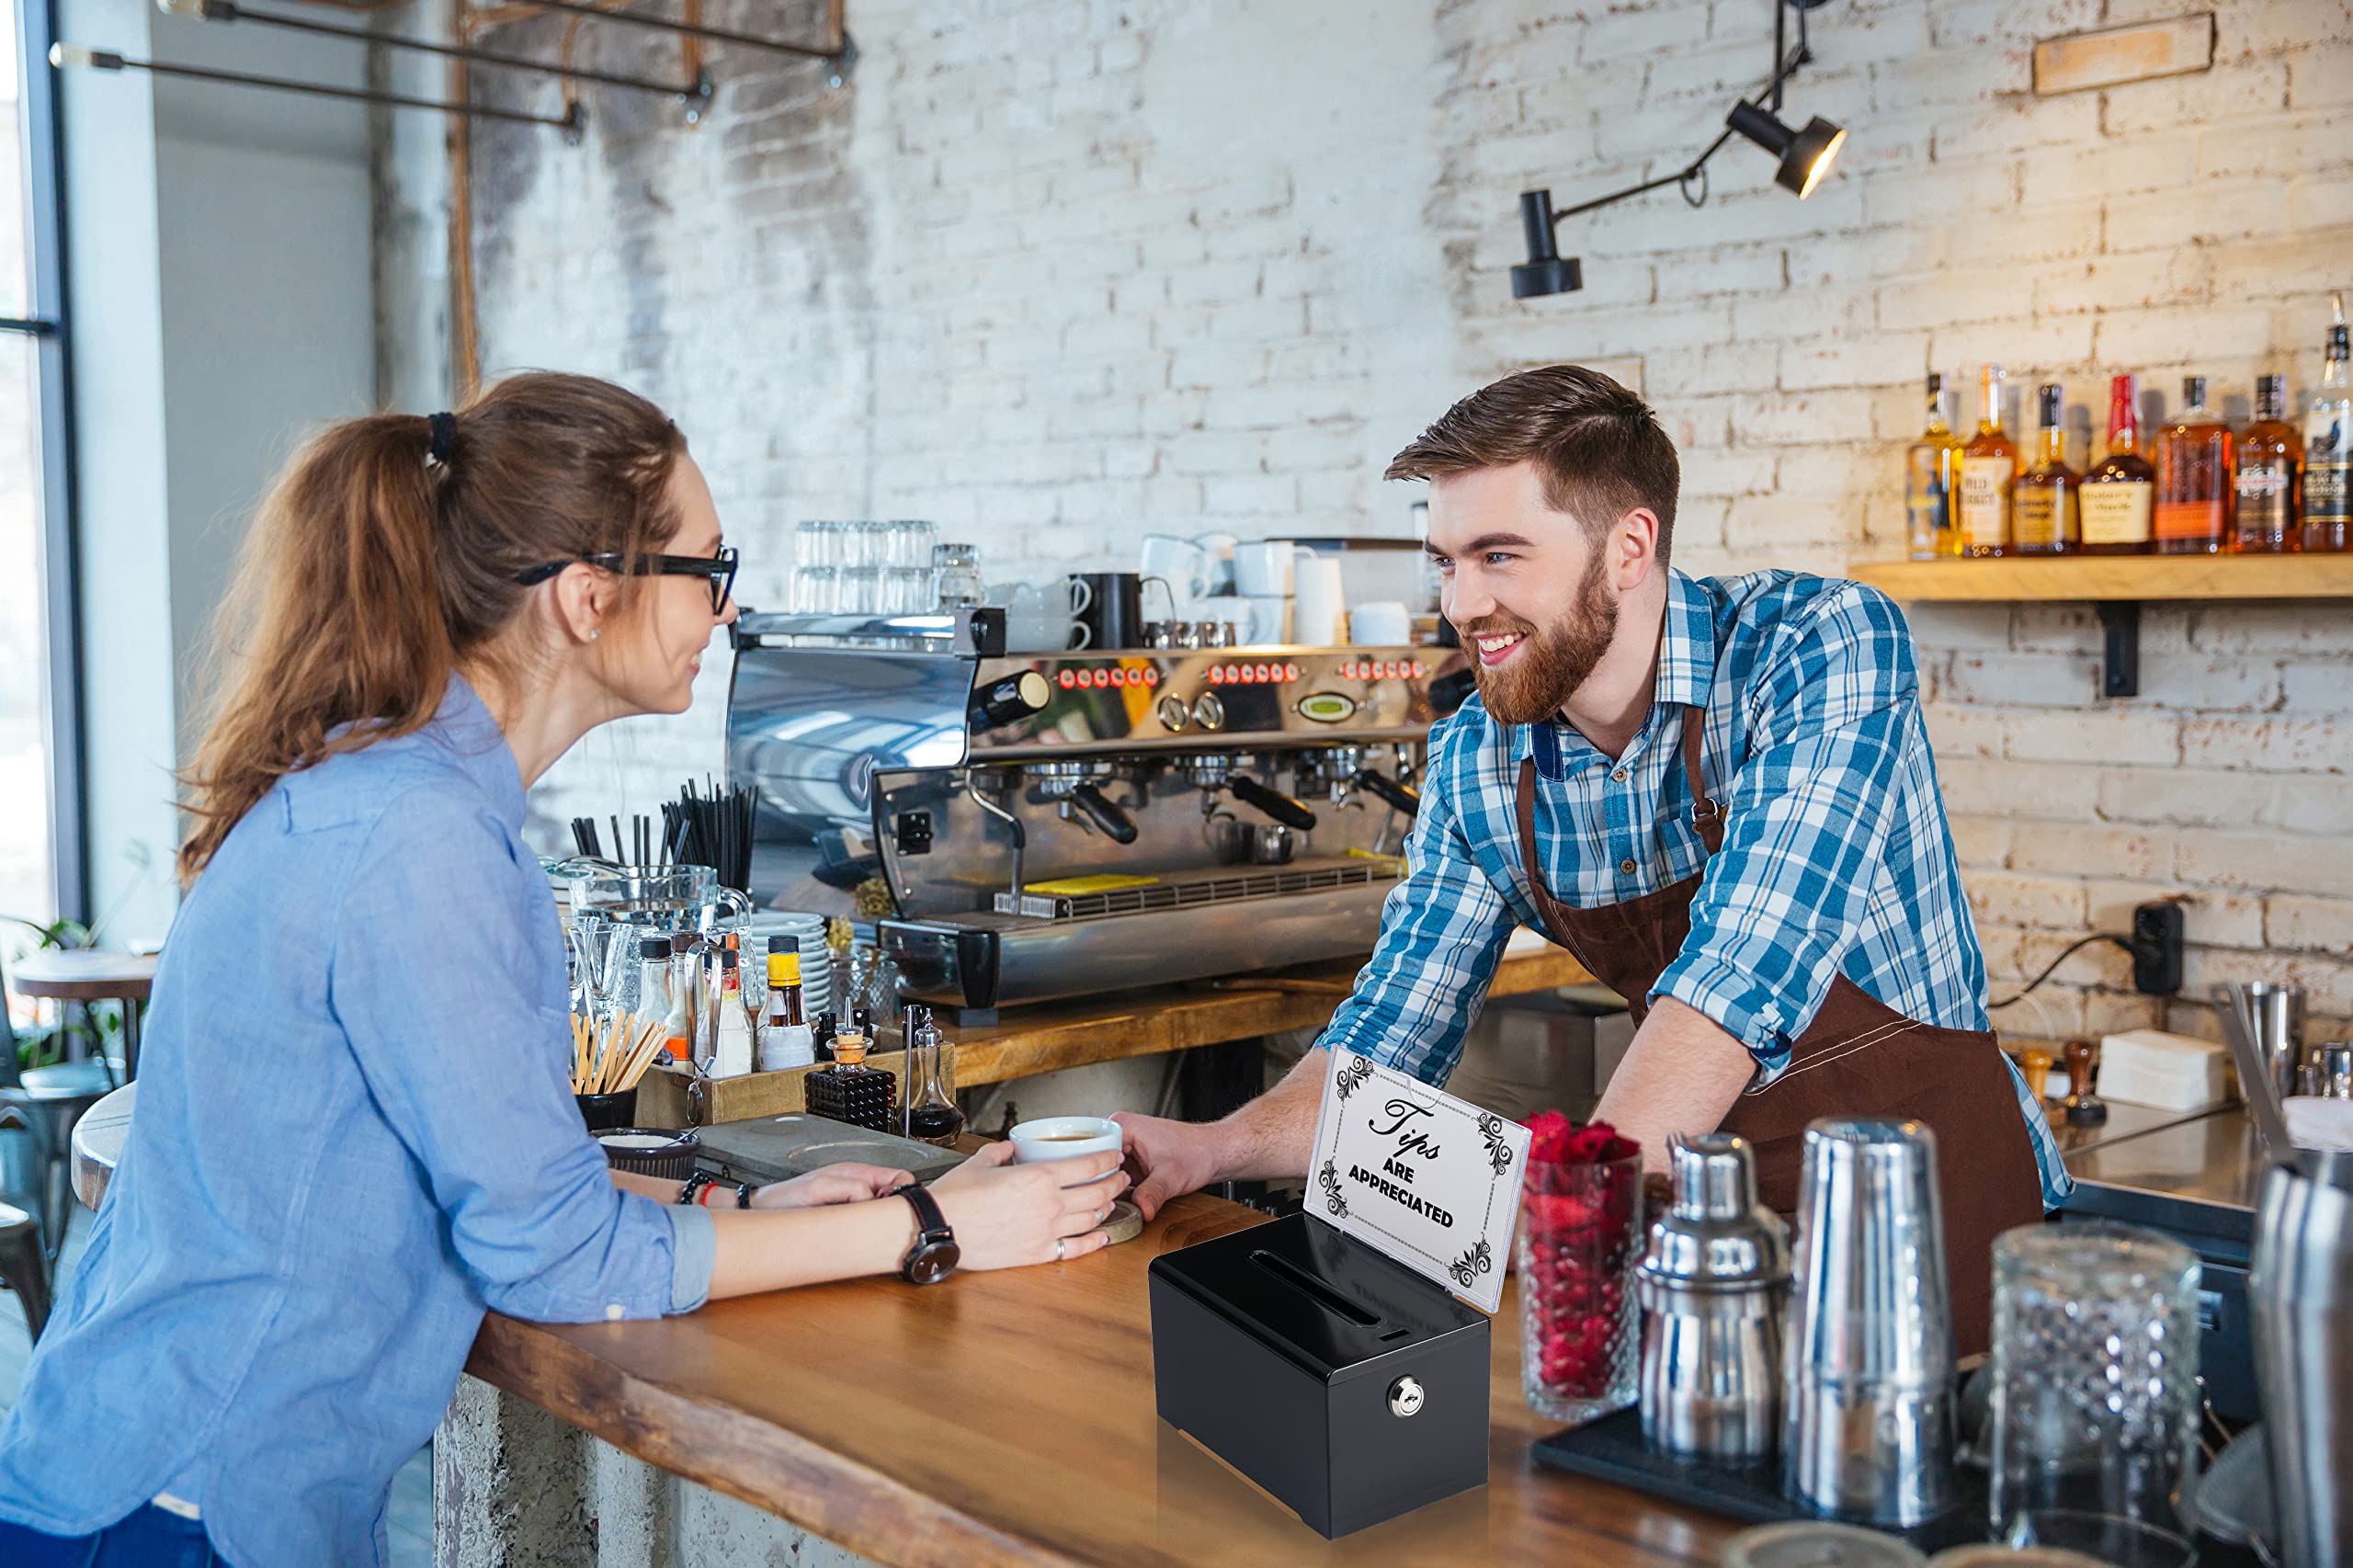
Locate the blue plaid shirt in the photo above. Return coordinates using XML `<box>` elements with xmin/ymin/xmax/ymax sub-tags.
<box><xmin>1323</xmin><ymin>569</ymin><xmax>2070</xmax><ymax>1209</ymax></box>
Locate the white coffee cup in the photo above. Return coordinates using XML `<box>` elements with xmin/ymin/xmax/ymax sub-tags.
<box><xmin>1291</xmin><ymin>553</ymin><xmax>1347</xmax><ymax>647</ymax></box>
<box><xmin>1008</xmin><ymin>1116</ymin><xmax>1124</xmax><ymax>1165</ymax></box>
<box><xmin>1193</xmin><ymin>530</ymin><xmax>1241</xmax><ymax>595</ymax></box>
<box><xmin>1238</xmin><ymin>595</ymin><xmax>1290</xmax><ymax>644</ymax></box>
<box><xmin>1141</xmin><ymin>535</ymin><xmax>1211</xmax><ymax>605</ymax></box>
<box><xmin>1349</xmin><ymin>600</ymin><xmax>1412</xmax><ymax>645</ymax></box>
<box><xmin>1233</xmin><ymin>540</ymin><xmax>1297</xmax><ymax>597</ymax></box>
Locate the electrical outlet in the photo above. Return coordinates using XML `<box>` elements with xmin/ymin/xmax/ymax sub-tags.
<box><xmin>2132</xmin><ymin>902</ymin><xmax>2185</xmax><ymax>994</ymax></box>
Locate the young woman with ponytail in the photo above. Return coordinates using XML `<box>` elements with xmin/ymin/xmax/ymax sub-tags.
<box><xmin>0</xmin><ymin>374</ymin><xmax>1120</xmax><ymax>1568</ymax></box>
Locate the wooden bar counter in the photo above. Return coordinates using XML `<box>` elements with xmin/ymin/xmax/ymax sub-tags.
<box><xmin>455</xmin><ymin>1187</ymin><xmax>1733</xmax><ymax>1568</ymax></box>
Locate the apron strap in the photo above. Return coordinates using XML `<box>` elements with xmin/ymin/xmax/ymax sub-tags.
<box><xmin>1681</xmin><ymin>703</ymin><xmax>1723</xmax><ymax>856</ymax></box>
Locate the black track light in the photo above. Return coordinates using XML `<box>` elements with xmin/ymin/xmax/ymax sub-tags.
<box><xmin>1725</xmin><ymin>100</ymin><xmax>1847</xmax><ymax>199</ymax></box>
<box><xmin>1504</xmin><ymin>0</ymin><xmax>1851</xmax><ymax>302</ymax></box>
<box><xmin>1511</xmin><ymin>191</ymin><xmax>1583</xmax><ymax>300</ymax></box>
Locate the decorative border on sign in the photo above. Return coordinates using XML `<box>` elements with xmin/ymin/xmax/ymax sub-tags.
<box><xmin>1317</xmin><ymin>1158</ymin><xmax>1348</xmax><ymax>1219</ymax></box>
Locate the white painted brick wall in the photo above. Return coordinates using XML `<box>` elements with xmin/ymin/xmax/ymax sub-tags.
<box><xmin>400</xmin><ymin>0</ymin><xmax>2353</xmax><ymax>1043</ymax></box>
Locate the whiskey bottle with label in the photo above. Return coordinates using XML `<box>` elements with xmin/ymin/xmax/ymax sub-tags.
<box><xmin>2234</xmin><ymin>373</ymin><xmax>2302</xmax><ymax>553</ymax></box>
<box><xmin>2305</xmin><ymin>292</ymin><xmax>2350</xmax><ymax>552</ymax></box>
<box><xmin>2154</xmin><ymin>375</ymin><xmax>2233</xmax><ymax>554</ymax></box>
<box><xmin>2081</xmin><ymin>374</ymin><xmax>2155</xmax><ymax>555</ymax></box>
<box><xmin>1904</xmin><ymin>373</ymin><xmax>1964</xmax><ymax>560</ymax></box>
<box><xmin>2012</xmin><ymin>383</ymin><xmax>2079</xmax><ymax>555</ymax></box>
<box><xmin>1959</xmin><ymin>364</ymin><xmax>2016</xmax><ymax>558</ymax></box>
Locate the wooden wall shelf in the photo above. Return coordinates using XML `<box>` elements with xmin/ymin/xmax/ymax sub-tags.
<box><xmin>1849</xmin><ymin>554</ymin><xmax>2353</xmax><ymax>602</ymax></box>
<box><xmin>1848</xmin><ymin>554</ymin><xmax>2353</xmax><ymax>696</ymax></box>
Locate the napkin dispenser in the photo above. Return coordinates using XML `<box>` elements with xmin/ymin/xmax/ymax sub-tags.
<box><xmin>1148</xmin><ymin>1210</ymin><xmax>1490</xmax><ymax>1538</ymax></box>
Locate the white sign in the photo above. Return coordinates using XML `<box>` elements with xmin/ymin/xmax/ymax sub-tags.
<box><xmin>1304</xmin><ymin>1047</ymin><xmax>1531</xmax><ymax>1315</ymax></box>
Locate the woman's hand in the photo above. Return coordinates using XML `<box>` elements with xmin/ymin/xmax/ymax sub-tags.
<box><xmin>926</xmin><ymin>1142</ymin><xmax>1127</xmax><ymax>1270</ymax></box>
<box><xmin>748</xmin><ymin>1163</ymin><xmax>910</xmax><ymax>1210</ymax></box>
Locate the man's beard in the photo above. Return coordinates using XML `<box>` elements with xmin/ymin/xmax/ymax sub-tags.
<box><xmin>1461</xmin><ymin>555</ymin><xmax>1620</xmax><ymax>727</ymax></box>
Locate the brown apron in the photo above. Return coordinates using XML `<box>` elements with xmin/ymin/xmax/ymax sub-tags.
<box><xmin>1510</xmin><ymin>702</ymin><xmax>2045</xmax><ymax>1357</ymax></box>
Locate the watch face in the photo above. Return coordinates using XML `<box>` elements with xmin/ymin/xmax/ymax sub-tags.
<box><xmin>909</xmin><ymin>1239</ymin><xmax>961</xmax><ymax>1285</ymax></box>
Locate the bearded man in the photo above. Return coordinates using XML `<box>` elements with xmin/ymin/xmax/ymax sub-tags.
<box><xmin>1114</xmin><ymin>364</ymin><xmax>2064</xmax><ymax>1354</ymax></box>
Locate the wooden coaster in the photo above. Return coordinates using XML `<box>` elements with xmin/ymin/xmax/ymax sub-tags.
<box><xmin>1102</xmin><ymin>1199</ymin><xmax>1144</xmax><ymax>1245</ymax></box>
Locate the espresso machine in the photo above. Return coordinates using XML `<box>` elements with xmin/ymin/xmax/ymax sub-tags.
<box><xmin>725</xmin><ymin>608</ymin><xmax>1461</xmax><ymax>1015</ymax></box>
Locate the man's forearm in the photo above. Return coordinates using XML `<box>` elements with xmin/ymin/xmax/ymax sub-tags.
<box><xmin>1208</xmin><ymin>1045</ymin><xmax>1332</xmax><ymax>1184</ymax></box>
<box><xmin>1591</xmin><ymin>995</ymin><xmax>1756</xmax><ymax>1173</ymax></box>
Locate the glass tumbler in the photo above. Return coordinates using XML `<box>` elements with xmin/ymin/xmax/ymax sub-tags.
<box><xmin>932</xmin><ymin>542</ymin><xmax>983</xmax><ymax>608</ymax></box>
<box><xmin>791</xmin><ymin>563</ymin><xmax>838</xmax><ymax>614</ymax></box>
<box><xmin>1518</xmin><ymin>1150</ymin><xmax>1643</xmax><ymax>1426</ymax></box>
<box><xmin>1986</xmin><ymin>1222</ymin><xmax>2200</xmax><ymax>1554</ymax></box>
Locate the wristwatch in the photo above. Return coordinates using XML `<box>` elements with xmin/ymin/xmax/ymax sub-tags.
<box><xmin>895</xmin><ymin>1183</ymin><xmax>961</xmax><ymax>1286</ymax></box>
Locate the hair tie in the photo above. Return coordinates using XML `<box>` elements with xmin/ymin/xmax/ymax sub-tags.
<box><xmin>426</xmin><ymin>411</ymin><xmax>457</xmax><ymax>467</ymax></box>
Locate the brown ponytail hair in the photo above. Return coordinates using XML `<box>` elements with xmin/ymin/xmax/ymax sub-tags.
<box><xmin>178</xmin><ymin>371</ymin><xmax>687</xmax><ymax>883</ymax></box>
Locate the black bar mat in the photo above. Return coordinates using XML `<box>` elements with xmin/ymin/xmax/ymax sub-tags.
<box><xmin>1530</xmin><ymin>1410</ymin><xmax>2262</xmax><ymax>1563</ymax></box>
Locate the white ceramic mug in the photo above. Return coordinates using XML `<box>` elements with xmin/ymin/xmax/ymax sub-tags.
<box><xmin>1291</xmin><ymin>553</ymin><xmax>1346</xmax><ymax>647</ymax></box>
<box><xmin>1349</xmin><ymin>600</ymin><xmax>1412</xmax><ymax>645</ymax></box>
<box><xmin>1239</xmin><ymin>596</ymin><xmax>1291</xmax><ymax>644</ymax></box>
<box><xmin>1193</xmin><ymin>530</ymin><xmax>1241</xmax><ymax>595</ymax></box>
<box><xmin>1008</xmin><ymin>1116</ymin><xmax>1124</xmax><ymax>1166</ymax></box>
<box><xmin>1140</xmin><ymin>536</ymin><xmax>1211</xmax><ymax>606</ymax></box>
<box><xmin>1233</xmin><ymin>540</ymin><xmax>1297</xmax><ymax>597</ymax></box>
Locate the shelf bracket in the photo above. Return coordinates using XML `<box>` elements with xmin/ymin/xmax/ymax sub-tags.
<box><xmin>2096</xmin><ymin>601</ymin><xmax>2140</xmax><ymax>699</ymax></box>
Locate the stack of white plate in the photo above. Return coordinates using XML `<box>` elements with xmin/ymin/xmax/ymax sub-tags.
<box><xmin>738</xmin><ymin>913</ymin><xmax>833</xmax><ymax>1017</ymax></box>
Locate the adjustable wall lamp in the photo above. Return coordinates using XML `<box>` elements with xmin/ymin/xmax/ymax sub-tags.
<box><xmin>1512</xmin><ymin>0</ymin><xmax>1847</xmax><ymax>300</ymax></box>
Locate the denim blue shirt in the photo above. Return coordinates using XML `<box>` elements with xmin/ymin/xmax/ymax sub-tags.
<box><xmin>1323</xmin><ymin>570</ymin><xmax>2070</xmax><ymax>1208</ymax></box>
<box><xmin>0</xmin><ymin>677</ymin><xmax>713</xmax><ymax>1567</ymax></box>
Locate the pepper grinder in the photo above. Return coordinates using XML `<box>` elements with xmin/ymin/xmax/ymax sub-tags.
<box><xmin>2061</xmin><ymin>1039</ymin><xmax>2108</xmax><ymax>1127</ymax></box>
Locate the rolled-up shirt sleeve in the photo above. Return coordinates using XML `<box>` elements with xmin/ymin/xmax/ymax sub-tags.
<box><xmin>1319</xmin><ymin>718</ymin><xmax>1514</xmax><ymax>1086</ymax></box>
<box><xmin>332</xmin><ymin>789</ymin><xmax>710</xmax><ymax>1322</ymax></box>
<box><xmin>1654</xmin><ymin>584</ymin><xmax>1916</xmax><ymax>1072</ymax></box>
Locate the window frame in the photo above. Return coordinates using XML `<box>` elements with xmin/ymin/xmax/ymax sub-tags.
<box><xmin>4</xmin><ymin>0</ymin><xmax>86</xmax><ymax>924</ymax></box>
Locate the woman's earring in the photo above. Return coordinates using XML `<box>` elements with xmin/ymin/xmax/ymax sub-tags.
<box><xmin>588</xmin><ymin>629</ymin><xmax>600</xmax><ymax>642</ymax></box>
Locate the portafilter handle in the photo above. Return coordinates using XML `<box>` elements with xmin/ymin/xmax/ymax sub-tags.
<box><xmin>1227</xmin><ymin>774</ymin><xmax>1318</xmax><ymax>832</ymax></box>
<box><xmin>1352</xmin><ymin>769</ymin><xmax>1420</xmax><ymax>816</ymax></box>
<box><xmin>1066</xmin><ymin>783</ymin><xmax>1140</xmax><ymax>846</ymax></box>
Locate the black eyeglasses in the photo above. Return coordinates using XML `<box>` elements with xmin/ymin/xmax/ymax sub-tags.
<box><xmin>514</xmin><ymin>545</ymin><xmax>738</xmax><ymax>613</ymax></box>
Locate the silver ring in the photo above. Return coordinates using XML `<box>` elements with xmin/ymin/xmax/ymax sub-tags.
<box><xmin>1053</xmin><ymin>1236</ymin><xmax>1066</xmax><ymax>1262</ymax></box>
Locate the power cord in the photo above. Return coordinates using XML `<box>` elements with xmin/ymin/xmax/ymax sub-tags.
<box><xmin>1986</xmin><ymin>932</ymin><xmax>2140</xmax><ymax>1013</ymax></box>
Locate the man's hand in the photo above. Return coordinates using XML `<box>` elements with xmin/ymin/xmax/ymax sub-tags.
<box><xmin>748</xmin><ymin>1162</ymin><xmax>910</xmax><ymax>1210</ymax></box>
<box><xmin>1108</xmin><ymin>1112</ymin><xmax>1227</xmax><ymax>1220</ymax></box>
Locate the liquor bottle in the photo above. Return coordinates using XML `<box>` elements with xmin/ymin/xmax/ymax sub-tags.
<box><xmin>804</xmin><ymin>1032</ymin><xmax>898</xmax><ymax>1131</ymax></box>
<box><xmin>903</xmin><ymin>1006</ymin><xmax>966</xmax><ymax>1146</ymax></box>
<box><xmin>2154</xmin><ymin>375</ymin><xmax>2233</xmax><ymax>554</ymax></box>
<box><xmin>1959</xmin><ymin>365</ymin><xmax>2015</xmax><ymax>558</ymax></box>
<box><xmin>2234</xmin><ymin>373</ymin><xmax>2302</xmax><ymax>553</ymax></box>
<box><xmin>2305</xmin><ymin>292</ymin><xmax>2351</xmax><ymax>552</ymax></box>
<box><xmin>758</xmin><ymin>949</ymin><xmax>813</xmax><ymax>1072</ymax></box>
<box><xmin>1904</xmin><ymin>374</ymin><xmax>1965</xmax><ymax>560</ymax></box>
<box><xmin>2081</xmin><ymin>374</ymin><xmax>2156</xmax><ymax>555</ymax></box>
<box><xmin>2012</xmin><ymin>383</ymin><xmax>2079</xmax><ymax>555</ymax></box>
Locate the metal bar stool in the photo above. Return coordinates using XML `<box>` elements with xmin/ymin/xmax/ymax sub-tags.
<box><xmin>3</xmin><ymin>950</ymin><xmax>133</xmax><ymax>1257</ymax></box>
<box><xmin>0</xmin><ymin>1193</ymin><xmax>49</xmax><ymax>1341</ymax></box>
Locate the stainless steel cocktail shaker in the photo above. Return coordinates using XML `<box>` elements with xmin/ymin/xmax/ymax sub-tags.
<box><xmin>1636</xmin><ymin>1132</ymin><xmax>1789</xmax><ymax>1462</ymax></box>
<box><xmin>1781</xmin><ymin>1118</ymin><xmax>1958</xmax><ymax>1528</ymax></box>
<box><xmin>2250</xmin><ymin>1149</ymin><xmax>2353</xmax><ymax>1568</ymax></box>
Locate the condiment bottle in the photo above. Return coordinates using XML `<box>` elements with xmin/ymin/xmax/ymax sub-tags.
<box><xmin>904</xmin><ymin>1006</ymin><xmax>965</xmax><ymax>1146</ymax></box>
<box><xmin>635</xmin><ymin>934</ymin><xmax>675</xmax><ymax>1046</ymax></box>
<box><xmin>759</xmin><ymin>950</ymin><xmax>813</xmax><ymax>1073</ymax></box>
<box><xmin>712</xmin><ymin>946</ymin><xmax>753</xmax><ymax>1078</ymax></box>
<box><xmin>805</xmin><ymin>1031</ymin><xmax>897</xmax><ymax>1131</ymax></box>
<box><xmin>659</xmin><ymin>936</ymin><xmax>694</xmax><ymax>1062</ymax></box>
